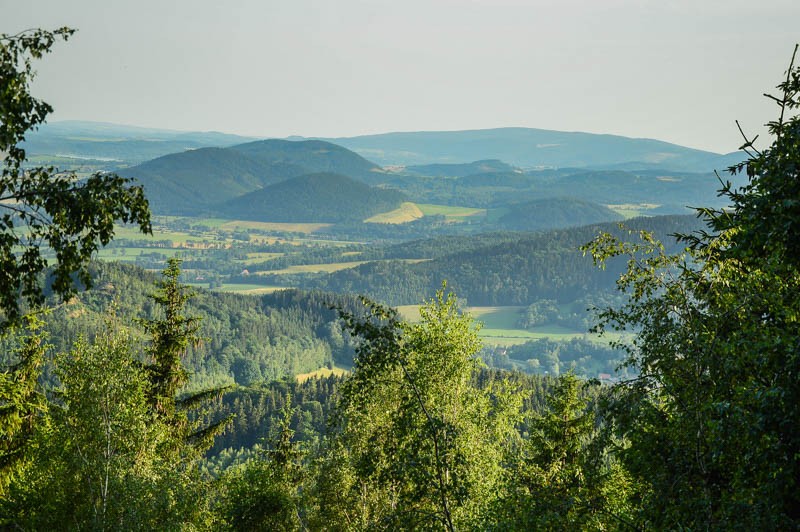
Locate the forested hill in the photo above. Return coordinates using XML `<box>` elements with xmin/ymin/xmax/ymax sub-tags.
<box><xmin>36</xmin><ymin>262</ymin><xmax>364</xmax><ymax>387</ymax></box>
<box><xmin>406</xmin><ymin>159</ymin><xmax>517</xmax><ymax>177</ymax></box>
<box><xmin>229</xmin><ymin>139</ymin><xmax>383</xmax><ymax>182</ymax></box>
<box><xmin>306</xmin><ymin>214</ymin><xmax>703</xmax><ymax>305</ymax></box>
<box><xmin>119</xmin><ymin>139</ymin><xmax>387</xmax><ymax>216</ymax></box>
<box><xmin>496</xmin><ymin>198</ymin><xmax>622</xmax><ymax>231</ymax></box>
<box><xmin>219</xmin><ymin>172</ymin><xmax>407</xmax><ymax>223</ymax></box>
<box><xmin>119</xmin><ymin>147</ymin><xmax>284</xmax><ymax>214</ymax></box>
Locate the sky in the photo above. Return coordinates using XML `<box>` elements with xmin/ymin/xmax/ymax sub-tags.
<box><xmin>2</xmin><ymin>0</ymin><xmax>798</xmax><ymax>153</ymax></box>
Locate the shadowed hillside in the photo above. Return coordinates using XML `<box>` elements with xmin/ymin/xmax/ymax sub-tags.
<box><xmin>220</xmin><ymin>172</ymin><xmax>407</xmax><ymax>223</ymax></box>
<box><xmin>497</xmin><ymin>198</ymin><xmax>622</xmax><ymax>231</ymax></box>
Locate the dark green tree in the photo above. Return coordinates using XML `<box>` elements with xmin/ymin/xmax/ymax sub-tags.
<box><xmin>494</xmin><ymin>373</ymin><xmax>635</xmax><ymax>530</ymax></box>
<box><xmin>0</xmin><ymin>28</ymin><xmax>151</xmax><ymax>327</ymax></box>
<box><xmin>0</xmin><ymin>313</ymin><xmax>48</xmax><ymax>496</ymax></box>
<box><xmin>584</xmin><ymin>45</ymin><xmax>800</xmax><ymax>528</ymax></box>
<box><xmin>219</xmin><ymin>395</ymin><xmax>306</xmax><ymax>531</ymax></box>
<box><xmin>140</xmin><ymin>257</ymin><xmax>199</xmax><ymax>421</ymax></box>
<box><xmin>139</xmin><ymin>257</ymin><xmax>231</xmax><ymax>453</ymax></box>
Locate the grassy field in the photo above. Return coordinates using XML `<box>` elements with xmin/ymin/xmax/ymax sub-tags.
<box><xmin>218</xmin><ymin>220</ymin><xmax>331</xmax><ymax>233</ymax></box>
<box><xmin>397</xmin><ymin>304</ymin><xmax>601</xmax><ymax>346</ymax></box>
<box><xmin>187</xmin><ymin>282</ymin><xmax>290</xmax><ymax>295</ymax></box>
<box><xmin>364</xmin><ymin>202</ymin><xmax>425</xmax><ymax>224</ymax></box>
<box><xmin>467</xmin><ymin>306</ymin><xmax>525</xmax><ymax>328</ymax></box>
<box><xmin>396</xmin><ymin>305</ymin><xmax>423</xmax><ymax>322</ymax></box>
<box><xmin>95</xmin><ymin>247</ymin><xmax>184</xmax><ymax>261</ymax></box>
<box><xmin>607</xmin><ymin>203</ymin><xmax>661</xmax><ymax>219</ymax></box>
<box><xmin>479</xmin><ymin>327</ymin><xmax>593</xmax><ymax>346</ymax></box>
<box><xmin>112</xmin><ymin>224</ymin><xmax>217</xmax><ymax>244</ymax></box>
<box><xmin>236</xmin><ymin>252</ymin><xmax>285</xmax><ymax>265</ymax></box>
<box><xmin>258</xmin><ymin>261</ymin><xmax>369</xmax><ymax>275</ymax></box>
<box><xmin>296</xmin><ymin>366</ymin><xmax>350</xmax><ymax>383</ymax></box>
<box><xmin>416</xmin><ymin>203</ymin><xmax>486</xmax><ymax>221</ymax></box>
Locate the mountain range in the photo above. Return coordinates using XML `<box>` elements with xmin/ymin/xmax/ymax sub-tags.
<box><xmin>320</xmin><ymin>127</ymin><xmax>745</xmax><ymax>172</ymax></box>
<box><xmin>22</xmin><ymin>121</ymin><xmax>748</xmax><ymax>224</ymax></box>
<box><xmin>26</xmin><ymin>121</ymin><xmax>745</xmax><ymax>173</ymax></box>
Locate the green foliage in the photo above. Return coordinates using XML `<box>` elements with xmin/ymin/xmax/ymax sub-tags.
<box><xmin>583</xmin><ymin>46</ymin><xmax>800</xmax><ymax>529</ymax></box>
<box><xmin>140</xmin><ymin>257</ymin><xmax>200</xmax><ymax>419</ymax></box>
<box><xmin>218</xmin><ymin>396</ymin><xmax>306</xmax><ymax>531</ymax></box>
<box><xmin>35</xmin><ymin>261</ymin><xmax>362</xmax><ymax>387</ymax></box>
<box><xmin>0</xmin><ymin>28</ymin><xmax>151</xmax><ymax>326</ymax></box>
<box><xmin>312</xmin><ymin>215</ymin><xmax>703</xmax><ymax>306</ymax></box>
<box><xmin>140</xmin><ymin>258</ymin><xmax>232</xmax><ymax>454</ymax></box>
<box><xmin>322</xmin><ymin>288</ymin><xmax>522</xmax><ymax>530</ymax></box>
<box><xmin>0</xmin><ymin>313</ymin><xmax>48</xmax><ymax>495</ymax></box>
<box><xmin>493</xmin><ymin>373</ymin><xmax>635</xmax><ymax>530</ymax></box>
<box><xmin>502</xmin><ymin>337</ymin><xmax>625</xmax><ymax>378</ymax></box>
<box><xmin>3</xmin><ymin>321</ymin><xmax>213</xmax><ymax>529</ymax></box>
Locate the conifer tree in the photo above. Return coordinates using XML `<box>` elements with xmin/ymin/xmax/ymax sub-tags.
<box><xmin>139</xmin><ymin>257</ymin><xmax>231</xmax><ymax>453</ymax></box>
<box><xmin>0</xmin><ymin>313</ymin><xmax>48</xmax><ymax>496</ymax></box>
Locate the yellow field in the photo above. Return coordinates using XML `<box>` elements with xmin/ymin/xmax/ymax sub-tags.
<box><xmin>364</xmin><ymin>202</ymin><xmax>425</xmax><ymax>224</ymax></box>
<box><xmin>259</xmin><ymin>258</ymin><xmax>428</xmax><ymax>276</ymax></box>
<box><xmin>257</xmin><ymin>261</ymin><xmax>368</xmax><ymax>275</ymax></box>
<box><xmin>395</xmin><ymin>305</ymin><xmax>423</xmax><ymax>321</ymax></box>
<box><xmin>296</xmin><ymin>366</ymin><xmax>349</xmax><ymax>383</ymax></box>
<box><xmin>187</xmin><ymin>282</ymin><xmax>291</xmax><ymax>295</ymax></box>
<box><xmin>220</xmin><ymin>285</ymin><xmax>291</xmax><ymax>295</ymax></box>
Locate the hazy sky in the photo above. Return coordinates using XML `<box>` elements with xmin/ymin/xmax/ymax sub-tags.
<box><xmin>3</xmin><ymin>0</ymin><xmax>798</xmax><ymax>153</ymax></box>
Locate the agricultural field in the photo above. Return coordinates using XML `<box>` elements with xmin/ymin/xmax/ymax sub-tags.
<box><xmin>607</xmin><ymin>203</ymin><xmax>661</xmax><ymax>219</ymax></box>
<box><xmin>187</xmin><ymin>282</ymin><xmax>290</xmax><ymax>295</ymax></box>
<box><xmin>470</xmin><ymin>306</ymin><xmax>591</xmax><ymax>345</ymax></box>
<box><xmin>217</xmin><ymin>220</ymin><xmax>332</xmax><ymax>234</ymax></box>
<box><xmin>416</xmin><ymin>203</ymin><xmax>486</xmax><ymax>221</ymax></box>
<box><xmin>296</xmin><ymin>365</ymin><xmax>350</xmax><ymax>383</ymax></box>
<box><xmin>235</xmin><ymin>252</ymin><xmax>285</xmax><ymax>265</ymax></box>
<box><xmin>397</xmin><ymin>305</ymin><xmax>595</xmax><ymax>346</ymax></box>
<box><xmin>95</xmin><ymin>247</ymin><xmax>184</xmax><ymax>262</ymax></box>
<box><xmin>364</xmin><ymin>202</ymin><xmax>424</xmax><ymax>224</ymax></box>
<box><xmin>257</xmin><ymin>261</ymin><xmax>371</xmax><ymax>275</ymax></box>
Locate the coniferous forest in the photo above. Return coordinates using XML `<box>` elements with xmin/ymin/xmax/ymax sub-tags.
<box><xmin>2</xmin><ymin>27</ymin><xmax>800</xmax><ymax>530</ymax></box>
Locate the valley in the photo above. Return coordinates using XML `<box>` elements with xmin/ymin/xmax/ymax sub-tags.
<box><xmin>3</xmin><ymin>10</ymin><xmax>797</xmax><ymax>528</ymax></box>
<box><xmin>23</xmin><ymin>121</ymin><xmax>733</xmax><ymax>386</ymax></box>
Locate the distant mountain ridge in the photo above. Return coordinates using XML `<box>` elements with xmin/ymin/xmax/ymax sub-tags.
<box><xmin>22</xmin><ymin>120</ymin><xmax>260</xmax><ymax>164</ymax></box>
<box><xmin>318</xmin><ymin>127</ymin><xmax>745</xmax><ymax>172</ymax></box>
<box><xmin>25</xmin><ymin>121</ymin><xmax>746</xmax><ymax>173</ymax></box>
